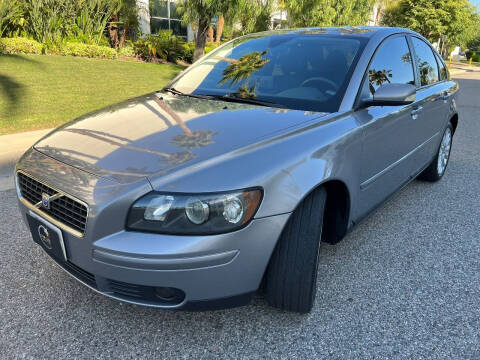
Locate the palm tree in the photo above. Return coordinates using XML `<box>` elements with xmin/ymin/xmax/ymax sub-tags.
<box><xmin>219</xmin><ymin>50</ymin><xmax>270</xmax><ymax>86</ymax></box>
<box><xmin>368</xmin><ymin>68</ymin><xmax>392</xmax><ymax>94</ymax></box>
<box><xmin>170</xmin><ymin>130</ymin><xmax>217</xmax><ymax>150</ymax></box>
<box><xmin>215</xmin><ymin>16</ymin><xmax>224</xmax><ymax>42</ymax></box>
<box><xmin>153</xmin><ymin>97</ymin><xmax>218</xmax><ymax>150</ymax></box>
<box><xmin>177</xmin><ymin>0</ymin><xmax>238</xmax><ymax>61</ymax></box>
<box><xmin>62</xmin><ymin>128</ymin><xmax>195</xmax><ymax>166</ymax></box>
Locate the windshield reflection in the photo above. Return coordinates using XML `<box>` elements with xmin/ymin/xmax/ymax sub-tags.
<box><xmin>168</xmin><ymin>33</ymin><xmax>367</xmax><ymax>113</ymax></box>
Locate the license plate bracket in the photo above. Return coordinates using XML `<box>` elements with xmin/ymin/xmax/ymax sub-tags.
<box><xmin>27</xmin><ymin>211</ymin><xmax>68</xmax><ymax>262</ymax></box>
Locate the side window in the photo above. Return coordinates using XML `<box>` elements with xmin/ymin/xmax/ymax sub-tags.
<box><xmin>366</xmin><ymin>36</ymin><xmax>415</xmax><ymax>96</ymax></box>
<box><xmin>435</xmin><ymin>53</ymin><xmax>448</xmax><ymax>81</ymax></box>
<box><xmin>411</xmin><ymin>37</ymin><xmax>439</xmax><ymax>86</ymax></box>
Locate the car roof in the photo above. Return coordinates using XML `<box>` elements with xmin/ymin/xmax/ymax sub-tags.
<box><xmin>250</xmin><ymin>26</ymin><xmax>416</xmax><ymax>39</ymax></box>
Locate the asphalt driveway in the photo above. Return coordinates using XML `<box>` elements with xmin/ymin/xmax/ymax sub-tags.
<box><xmin>1</xmin><ymin>70</ymin><xmax>480</xmax><ymax>359</ymax></box>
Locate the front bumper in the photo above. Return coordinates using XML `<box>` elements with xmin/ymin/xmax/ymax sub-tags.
<box><xmin>16</xmin><ymin>149</ymin><xmax>290</xmax><ymax>310</ymax></box>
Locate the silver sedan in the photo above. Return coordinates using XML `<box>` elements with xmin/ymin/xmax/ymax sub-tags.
<box><xmin>15</xmin><ymin>27</ymin><xmax>458</xmax><ymax>313</ymax></box>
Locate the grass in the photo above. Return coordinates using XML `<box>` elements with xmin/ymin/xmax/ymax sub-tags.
<box><xmin>0</xmin><ymin>54</ymin><xmax>184</xmax><ymax>135</ymax></box>
<box><xmin>460</xmin><ymin>59</ymin><xmax>480</xmax><ymax>67</ymax></box>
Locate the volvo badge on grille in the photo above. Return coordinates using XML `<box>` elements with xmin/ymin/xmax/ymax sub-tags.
<box><xmin>38</xmin><ymin>225</ymin><xmax>52</xmax><ymax>249</ymax></box>
<box><xmin>41</xmin><ymin>193</ymin><xmax>50</xmax><ymax>209</ymax></box>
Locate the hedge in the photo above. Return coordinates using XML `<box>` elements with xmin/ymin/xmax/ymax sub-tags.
<box><xmin>60</xmin><ymin>42</ymin><xmax>117</xmax><ymax>59</ymax></box>
<box><xmin>0</xmin><ymin>38</ymin><xmax>43</xmax><ymax>55</ymax></box>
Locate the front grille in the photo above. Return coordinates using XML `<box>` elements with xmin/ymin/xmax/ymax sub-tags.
<box><xmin>17</xmin><ymin>172</ymin><xmax>88</xmax><ymax>235</ymax></box>
<box><xmin>64</xmin><ymin>261</ymin><xmax>96</xmax><ymax>288</ymax></box>
<box><xmin>107</xmin><ymin>279</ymin><xmax>185</xmax><ymax>305</ymax></box>
<box><xmin>109</xmin><ymin>279</ymin><xmax>145</xmax><ymax>299</ymax></box>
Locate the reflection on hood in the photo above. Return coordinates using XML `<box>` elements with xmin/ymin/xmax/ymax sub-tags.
<box><xmin>35</xmin><ymin>93</ymin><xmax>327</xmax><ymax>184</ymax></box>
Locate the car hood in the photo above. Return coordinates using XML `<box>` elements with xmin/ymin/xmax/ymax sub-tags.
<box><xmin>34</xmin><ymin>92</ymin><xmax>327</xmax><ymax>184</ymax></box>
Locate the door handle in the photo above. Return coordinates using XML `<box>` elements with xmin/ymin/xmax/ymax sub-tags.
<box><xmin>411</xmin><ymin>106</ymin><xmax>423</xmax><ymax>119</ymax></box>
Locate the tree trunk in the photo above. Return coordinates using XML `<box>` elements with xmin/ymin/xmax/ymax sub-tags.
<box><xmin>191</xmin><ymin>22</ymin><xmax>197</xmax><ymax>43</ymax></box>
<box><xmin>375</xmin><ymin>4</ymin><xmax>382</xmax><ymax>26</ymax></box>
<box><xmin>207</xmin><ymin>26</ymin><xmax>214</xmax><ymax>43</ymax></box>
<box><xmin>109</xmin><ymin>13</ymin><xmax>120</xmax><ymax>49</ymax></box>
<box><xmin>153</xmin><ymin>97</ymin><xmax>193</xmax><ymax>136</ymax></box>
<box><xmin>194</xmin><ymin>18</ymin><xmax>209</xmax><ymax>62</ymax></box>
<box><xmin>119</xmin><ymin>23</ymin><xmax>128</xmax><ymax>48</ymax></box>
<box><xmin>215</xmin><ymin>16</ymin><xmax>224</xmax><ymax>42</ymax></box>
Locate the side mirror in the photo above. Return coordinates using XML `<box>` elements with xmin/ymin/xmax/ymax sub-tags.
<box><xmin>364</xmin><ymin>83</ymin><xmax>416</xmax><ymax>107</ymax></box>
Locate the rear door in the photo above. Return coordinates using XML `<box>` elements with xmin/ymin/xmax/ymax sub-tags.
<box><xmin>408</xmin><ymin>36</ymin><xmax>451</xmax><ymax>168</ymax></box>
<box><xmin>356</xmin><ymin>35</ymin><xmax>421</xmax><ymax>214</ymax></box>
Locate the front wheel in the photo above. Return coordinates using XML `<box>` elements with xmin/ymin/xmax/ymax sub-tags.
<box><xmin>264</xmin><ymin>187</ymin><xmax>326</xmax><ymax>313</ymax></box>
<box><xmin>418</xmin><ymin>123</ymin><xmax>453</xmax><ymax>182</ymax></box>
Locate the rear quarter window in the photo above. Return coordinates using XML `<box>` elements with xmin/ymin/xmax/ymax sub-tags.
<box><xmin>435</xmin><ymin>53</ymin><xmax>449</xmax><ymax>81</ymax></box>
<box><xmin>411</xmin><ymin>37</ymin><xmax>439</xmax><ymax>86</ymax></box>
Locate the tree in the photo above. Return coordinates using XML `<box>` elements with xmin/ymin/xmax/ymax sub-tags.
<box><xmin>0</xmin><ymin>0</ymin><xmax>23</xmax><ymax>37</ymax></box>
<box><xmin>284</xmin><ymin>0</ymin><xmax>376</xmax><ymax>27</ymax></box>
<box><xmin>467</xmin><ymin>36</ymin><xmax>480</xmax><ymax>51</ymax></box>
<box><xmin>177</xmin><ymin>0</ymin><xmax>238</xmax><ymax>61</ymax></box>
<box><xmin>108</xmin><ymin>0</ymin><xmax>139</xmax><ymax>49</ymax></box>
<box><xmin>227</xmin><ymin>0</ymin><xmax>275</xmax><ymax>36</ymax></box>
<box><xmin>382</xmin><ymin>0</ymin><xmax>480</xmax><ymax>56</ymax></box>
<box><xmin>215</xmin><ymin>15</ymin><xmax>224</xmax><ymax>42</ymax></box>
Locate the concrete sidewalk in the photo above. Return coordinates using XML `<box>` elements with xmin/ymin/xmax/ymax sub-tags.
<box><xmin>0</xmin><ymin>129</ymin><xmax>52</xmax><ymax>191</ymax></box>
<box><xmin>448</xmin><ymin>62</ymin><xmax>480</xmax><ymax>75</ymax></box>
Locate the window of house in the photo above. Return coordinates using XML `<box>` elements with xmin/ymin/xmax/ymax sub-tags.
<box><xmin>149</xmin><ymin>0</ymin><xmax>187</xmax><ymax>38</ymax></box>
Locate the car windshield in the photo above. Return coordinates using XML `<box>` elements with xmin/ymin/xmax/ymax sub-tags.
<box><xmin>168</xmin><ymin>33</ymin><xmax>367</xmax><ymax>112</ymax></box>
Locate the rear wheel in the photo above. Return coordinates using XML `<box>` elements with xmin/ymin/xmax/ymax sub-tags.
<box><xmin>418</xmin><ymin>123</ymin><xmax>453</xmax><ymax>182</ymax></box>
<box><xmin>265</xmin><ymin>187</ymin><xmax>327</xmax><ymax>313</ymax></box>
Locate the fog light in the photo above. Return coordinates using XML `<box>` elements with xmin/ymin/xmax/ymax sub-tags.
<box><xmin>185</xmin><ymin>197</ymin><xmax>209</xmax><ymax>224</ymax></box>
<box><xmin>223</xmin><ymin>196</ymin><xmax>244</xmax><ymax>224</ymax></box>
<box><xmin>155</xmin><ymin>287</ymin><xmax>177</xmax><ymax>301</ymax></box>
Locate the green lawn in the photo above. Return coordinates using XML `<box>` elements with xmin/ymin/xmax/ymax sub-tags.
<box><xmin>0</xmin><ymin>54</ymin><xmax>184</xmax><ymax>135</ymax></box>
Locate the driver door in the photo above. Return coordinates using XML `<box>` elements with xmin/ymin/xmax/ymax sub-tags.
<box><xmin>356</xmin><ymin>35</ymin><xmax>422</xmax><ymax>216</ymax></box>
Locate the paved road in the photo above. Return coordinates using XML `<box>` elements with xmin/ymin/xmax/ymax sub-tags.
<box><xmin>1</xmin><ymin>71</ymin><xmax>480</xmax><ymax>359</ymax></box>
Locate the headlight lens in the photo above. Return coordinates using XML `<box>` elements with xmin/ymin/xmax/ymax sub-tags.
<box><xmin>127</xmin><ymin>188</ymin><xmax>263</xmax><ymax>235</ymax></box>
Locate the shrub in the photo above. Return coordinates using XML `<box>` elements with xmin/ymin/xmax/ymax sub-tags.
<box><xmin>0</xmin><ymin>37</ymin><xmax>43</xmax><ymax>54</ymax></box>
<box><xmin>465</xmin><ymin>50</ymin><xmax>474</xmax><ymax>60</ymax></box>
<box><xmin>177</xmin><ymin>42</ymin><xmax>223</xmax><ymax>64</ymax></box>
<box><xmin>118</xmin><ymin>45</ymin><xmax>135</xmax><ymax>57</ymax></box>
<box><xmin>60</xmin><ymin>42</ymin><xmax>117</xmax><ymax>59</ymax></box>
<box><xmin>134</xmin><ymin>30</ymin><xmax>186</xmax><ymax>63</ymax></box>
<box><xmin>22</xmin><ymin>0</ymin><xmax>119</xmax><ymax>46</ymax></box>
<box><xmin>205</xmin><ymin>41</ymin><xmax>221</xmax><ymax>54</ymax></box>
<box><xmin>472</xmin><ymin>53</ymin><xmax>480</xmax><ymax>63</ymax></box>
<box><xmin>0</xmin><ymin>0</ymin><xmax>23</xmax><ymax>37</ymax></box>
<box><xmin>133</xmin><ymin>36</ymin><xmax>154</xmax><ymax>60</ymax></box>
<box><xmin>181</xmin><ymin>42</ymin><xmax>195</xmax><ymax>63</ymax></box>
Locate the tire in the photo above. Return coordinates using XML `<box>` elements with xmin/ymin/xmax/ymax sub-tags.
<box><xmin>265</xmin><ymin>187</ymin><xmax>327</xmax><ymax>313</ymax></box>
<box><xmin>418</xmin><ymin>123</ymin><xmax>453</xmax><ymax>182</ymax></box>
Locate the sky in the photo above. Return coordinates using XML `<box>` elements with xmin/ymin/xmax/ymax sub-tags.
<box><xmin>473</xmin><ymin>0</ymin><xmax>480</xmax><ymax>9</ymax></box>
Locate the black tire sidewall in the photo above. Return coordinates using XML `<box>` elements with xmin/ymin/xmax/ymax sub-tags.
<box><xmin>436</xmin><ymin>123</ymin><xmax>453</xmax><ymax>178</ymax></box>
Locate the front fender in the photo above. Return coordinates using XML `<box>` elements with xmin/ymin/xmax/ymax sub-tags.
<box><xmin>148</xmin><ymin>112</ymin><xmax>364</xmax><ymax>223</ymax></box>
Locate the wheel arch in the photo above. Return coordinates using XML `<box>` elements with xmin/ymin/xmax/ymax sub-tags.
<box><xmin>319</xmin><ymin>179</ymin><xmax>351</xmax><ymax>244</ymax></box>
<box><xmin>279</xmin><ymin>178</ymin><xmax>352</xmax><ymax>245</ymax></box>
<box><xmin>450</xmin><ymin>113</ymin><xmax>458</xmax><ymax>134</ymax></box>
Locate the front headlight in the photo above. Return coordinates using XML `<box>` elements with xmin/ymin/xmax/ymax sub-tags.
<box><xmin>127</xmin><ymin>188</ymin><xmax>263</xmax><ymax>235</ymax></box>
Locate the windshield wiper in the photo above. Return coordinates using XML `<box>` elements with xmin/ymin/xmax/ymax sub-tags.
<box><xmin>163</xmin><ymin>87</ymin><xmax>214</xmax><ymax>100</ymax></box>
<box><xmin>209</xmin><ymin>94</ymin><xmax>286</xmax><ymax>108</ymax></box>
<box><xmin>164</xmin><ymin>88</ymin><xmax>285</xmax><ymax>108</ymax></box>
